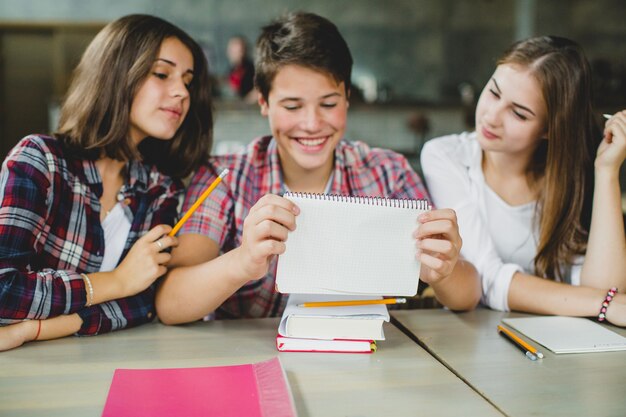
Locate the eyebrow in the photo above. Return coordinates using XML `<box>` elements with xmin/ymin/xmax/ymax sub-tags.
<box><xmin>156</xmin><ymin>58</ymin><xmax>194</xmax><ymax>75</ymax></box>
<box><xmin>278</xmin><ymin>92</ymin><xmax>342</xmax><ymax>102</ymax></box>
<box><xmin>491</xmin><ymin>78</ymin><xmax>536</xmax><ymax>116</ymax></box>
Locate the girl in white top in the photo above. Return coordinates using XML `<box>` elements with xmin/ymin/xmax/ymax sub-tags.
<box><xmin>421</xmin><ymin>36</ymin><xmax>626</xmax><ymax>327</ymax></box>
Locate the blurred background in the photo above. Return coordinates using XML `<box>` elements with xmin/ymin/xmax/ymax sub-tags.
<box><xmin>0</xmin><ymin>0</ymin><xmax>625</xmax><ymax>186</ymax></box>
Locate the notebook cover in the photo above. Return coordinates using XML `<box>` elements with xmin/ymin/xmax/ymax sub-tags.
<box><xmin>502</xmin><ymin>316</ymin><xmax>626</xmax><ymax>354</ymax></box>
<box><xmin>101</xmin><ymin>357</ymin><xmax>297</xmax><ymax>417</ymax></box>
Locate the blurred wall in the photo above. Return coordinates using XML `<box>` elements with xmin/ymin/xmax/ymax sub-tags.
<box><xmin>1</xmin><ymin>0</ymin><xmax>624</xmax><ymax>103</ymax></box>
<box><xmin>1</xmin><ymin>0</ymin><xmax>625</xmax><ymax>175</ymax></box>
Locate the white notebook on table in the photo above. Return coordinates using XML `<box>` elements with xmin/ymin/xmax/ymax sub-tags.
<box><xmin>276</xmin><ymin>192</ymin><xmax>429</xmax><ymax>296</ymax></box>
<box><xmin>502</xmin><ymin>316</ymin><xmax>626</xmax><ymax>354</ymax></box>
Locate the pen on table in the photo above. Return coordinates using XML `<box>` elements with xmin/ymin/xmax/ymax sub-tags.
<box><xmin>168</xmin><ymin>169</ymin><xmax>229</xmax><ymax>236</ymax></box>
<box><xmin>297</xmin><ymin>298</ymin><xmax>407</xmax><ymax>308</ymax></box>
<box><xmin>497</xmin><ymin>324</ymin><xmax>543</xmax><ymax>360</ymax></box>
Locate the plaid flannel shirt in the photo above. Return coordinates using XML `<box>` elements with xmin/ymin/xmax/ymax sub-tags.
<box><xmin>0</xmin><ymin>135</ymin><xmax>183</xmax><ymax>335</ymax></box>
<box><xmin>181</xmin><ymin>136</ymin><xmax>430</xmax><ymax>319</ymax></box>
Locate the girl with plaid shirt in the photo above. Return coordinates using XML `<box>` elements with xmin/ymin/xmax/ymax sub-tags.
<box><xmin>0</xmin><ymin>15</ymin><xmax>212</xmax><ymax>350</ymax></box>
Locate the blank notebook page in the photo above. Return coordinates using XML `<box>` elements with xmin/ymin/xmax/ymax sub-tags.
<box><xmin>276</xmin><ymin>193</ymin><xmax>428</xmax><ymax>296</ymax></box>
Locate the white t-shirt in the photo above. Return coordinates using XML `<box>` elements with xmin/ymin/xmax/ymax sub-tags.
<box><xmin>420</xmin><ymin>132</ymin><xmax>581</xmax><ymax>311</ymax></box>
<box><xmin>99</xmin><ymin>203</ymin><xmax>131</xmax><ymax>272</ymax></box>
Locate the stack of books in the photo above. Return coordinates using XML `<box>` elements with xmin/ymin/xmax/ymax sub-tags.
<box><xmin>276</xmin><ymin>294</ymin><xmax>389</xmax><ymax>353</ymax></box>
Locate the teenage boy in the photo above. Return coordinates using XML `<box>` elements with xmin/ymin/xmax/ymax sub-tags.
<box><xmin>156</xmin><ymin>12</ymin><xmax>481</xmax><ymax>323</ymax></box>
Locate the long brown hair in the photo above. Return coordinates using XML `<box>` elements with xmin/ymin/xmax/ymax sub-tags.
<box><xmin>498</xmin><ymin>36</ymin><xmax>601</xmax><ymax>280</ymax></box>
<box><xmin>56</xmin><ymin>14</ymin><xmax>213</xmax><ymax>178</ymax></box>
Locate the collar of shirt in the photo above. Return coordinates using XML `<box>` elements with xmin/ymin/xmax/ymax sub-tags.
<box><xmin>266</xmin><ymin>137</ymin><xmax>343</xmax><ymax>195</ymax></box>
<box><xmin>79</xmin><ymin>158</ymin><xmax>151</xmax><ymax>193</ymax></box>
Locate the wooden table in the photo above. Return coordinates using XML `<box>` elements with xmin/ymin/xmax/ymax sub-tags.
<box><xmin>0</xmin><ymin>318</ymin><xmax>502</xmax><ymax>417</ymax></box>
<box><xmin>392</xmin><ymin>309</ymin><xmax>626</xmax><ymax>417</ymax></box>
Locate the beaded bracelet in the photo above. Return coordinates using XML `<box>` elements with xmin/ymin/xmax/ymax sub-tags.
<box><xmin>81</xmin><ymin>273</ymin><xmax>94</xmax><ymax>307</ymax></box>
<box><xmin>597</xmin><ymin>287</ymin><xmax>618</xmax><ymax>322</ymax></box>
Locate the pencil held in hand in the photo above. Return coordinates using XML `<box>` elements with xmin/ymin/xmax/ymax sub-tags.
<box><xmin>298</xmin><ymin>298</ymin><xmax>407</xmax><ymax>308</ymax></box>
<box><xmin>168</xmin><ymin>169</ymin><xmax>229</xmax><ymax>236</ymax></box>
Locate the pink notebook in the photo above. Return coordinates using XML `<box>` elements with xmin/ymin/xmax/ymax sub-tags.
<box><xmin>101</xmin><ymin>357</ymin><xmax>297</xmax><ymax>417</ymax></box>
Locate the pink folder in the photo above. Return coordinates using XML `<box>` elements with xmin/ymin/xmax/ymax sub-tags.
<box><xmin>101</xmin><ymin>357</ymin><xmax>296</xmax><ymax>417</ymax></box>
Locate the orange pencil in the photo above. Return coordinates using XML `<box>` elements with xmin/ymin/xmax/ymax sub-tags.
<box><xmin>497</xmin><ymin>324</ymin><xmax>544</xmax><ymax>359</ymax></box>
<box><xmin>298</xmin><ymin>298</ymin><xmax>407</xmax><ymax>308</ymax></box>
<box><xmin>168</xmin><ymin>169</ymin><xmax>229</xmax><ymax>236</ymax></box>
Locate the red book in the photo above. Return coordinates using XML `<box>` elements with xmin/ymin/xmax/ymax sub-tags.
<box><xmin>276</xmin><ymin>335</ymin><xmax>376</xmax><ymax>354</ymax></box>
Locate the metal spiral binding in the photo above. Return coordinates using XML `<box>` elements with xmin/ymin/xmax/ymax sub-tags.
<box><xmin>284</xmin><ymin>192</ymin><xmax>430</xmax><ymax>210</ymax></box>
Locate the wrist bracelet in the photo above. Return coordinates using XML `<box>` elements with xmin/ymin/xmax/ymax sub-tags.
<box><xmin>597</xmin><ymin>287</ymin><xmax>618</xmax><ymax>322</ymax></box>
<box><xmin>81</xmin><ymin>273</ymin><xmax>94</xmax><ymax>307</ymax></box>
<box><xmin>33</xmin><ymin>320</ymin><xmax>42</xmax><ymax>341</ymax></box>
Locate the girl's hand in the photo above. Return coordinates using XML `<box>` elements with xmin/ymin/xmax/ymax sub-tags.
<box><xmin>414</xmin><ymin>209</ymin><xmax>462</xmax><ymax>285</ymax></box>
<box><xmin>234</xmin><ymin>194</ymin><xmax>299</xmax><ymax>282</ymax></box>
<box><xmin>596</xmin><ymin>110</ymin><xmax>626</xmax><ymax>172</ymax></box>
<box><xmin>0</xmin><ymin>320</ymin><xmax>37</xmax><ymax>352</ymax></box>
<box><xmin>112</xmin><ymin>224</ymin><xmax>178</xmax><ymax>298</ymax></box>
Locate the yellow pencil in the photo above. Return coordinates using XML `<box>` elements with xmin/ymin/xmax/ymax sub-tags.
<box><xmin>497</xmin><ymin>324</ymin><xmax>544</xmax><ymax>359</ymax></box>
<box><xmin>168</xmin><ymin>169</ymin><xmax>229</xmax><ymax>236</ymax></box>
<box><xmin>298</xmin><ymin>298</ymin><xmax>407</xmax><ymax>308</ymax></box>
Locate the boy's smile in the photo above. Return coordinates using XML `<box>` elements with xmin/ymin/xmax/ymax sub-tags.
<box><xmin>259</xmin><ymin>64</ymin><xmax>348</xmax><ymax>191</ymax></box>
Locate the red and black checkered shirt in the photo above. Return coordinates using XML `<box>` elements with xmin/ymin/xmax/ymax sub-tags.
<box><xmin>0</xmin><ymin>135</ymin><xmax>183</xmax><ymax>335</ymax></box>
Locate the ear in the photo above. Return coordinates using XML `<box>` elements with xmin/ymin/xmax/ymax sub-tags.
<box><xmin>258</xmin><ymin>93</ymin><xmax>269</xmax><ymax>117</ymax></box>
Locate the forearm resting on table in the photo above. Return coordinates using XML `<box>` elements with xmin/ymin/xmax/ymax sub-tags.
<box><xmin>156</xmin><ymin>249</ymin><xmax>247</xmax><ymax>325</ymax></box>
<box><xmin>508</xmin><ymin>272</ymin><xmax>608</xmax><ymax>316</ymax></box>
<box><xmin>430</xmin><ymin>259</ymin><xmax>481</xmax><ymax>311</ymax></box>
<box><xmin>24</xmin><ymin>313</ymin><xmax>83</xmax><ymax>342</ymax></box>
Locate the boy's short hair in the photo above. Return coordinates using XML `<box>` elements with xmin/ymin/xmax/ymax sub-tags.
<box><xmin>254</xmin><ymin>12</ymin><xmax>353</xmax><ymax>100</ymax></box>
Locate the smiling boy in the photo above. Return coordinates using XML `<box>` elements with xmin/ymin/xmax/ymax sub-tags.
<box><xmin>155</xmin><ymin>12</ymin><xmax>480</xmax><ymax>323</ymax></box>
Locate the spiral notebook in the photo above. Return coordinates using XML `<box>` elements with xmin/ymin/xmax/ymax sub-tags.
<box><xmin>276</xmin><ymin>192</ymin><xmax>430</xmax><ymax>296</ymax></box>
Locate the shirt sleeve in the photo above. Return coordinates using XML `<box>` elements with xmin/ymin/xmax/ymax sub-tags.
<box><xmin>179</xmin><ymin>163</ymin><xmax>233</xmax><ymax>246</ymax></box>
<box><xmin>389</xmin><ymin>154</ymin><xmax>431</xmax><ymax>202</ymax></box>
<box><xmin>420</xmin><ymin>137</ymin><xmax>520</xmax><ymax>311</ymax></box>
<box><xmin>75</xmin><ymin>173</ymin><xmax>183</xmax><ymax>336</ymax></box>
<box><xmin>0</xmin><ymin>139</ymin><xmax>88</xmax><ymax>324</ymax></box>
<box><xmin>76</xmin><ymin>288</ymin><xmax>156</xmax><ymax>335</ymax></box>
